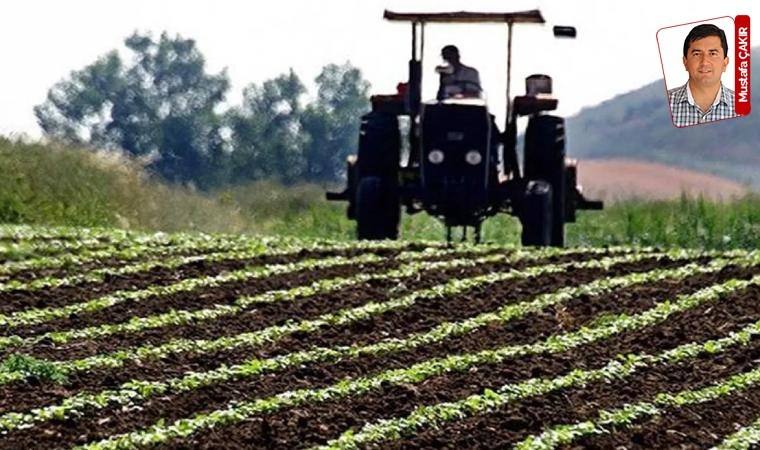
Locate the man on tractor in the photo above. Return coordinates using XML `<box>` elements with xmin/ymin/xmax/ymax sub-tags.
<box><xmin>436</xmin><ymin>45</ymin><xmax>483</xmax><ymax>100</ymax></box>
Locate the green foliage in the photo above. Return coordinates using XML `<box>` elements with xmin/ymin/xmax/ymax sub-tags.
<box><xmin>227</xmin><ymin>62</ymin><xmax>370</xmax><ymax>184</ymax></box>
<box><xmin>569</xmin><ymin>194</ymin><xmax>760</xmax><ymax>249</ymax></box>
<box><xmin>35</xmin><ymin>32</ymin><xmax>230</xmax><ymax>189</ymax></box>
<box><xmin>0</xmin><ymin>354</ymin><xmax>68</xmax><ymax>384</ymax></box>
<box><xmin>0</xmin><ymin>137</ymin><xmax>248</xmax><ymax>233</ymax></box>
<box><xmin>34</xmin><ymin>29</ymin><xmax>371</xmax><ymax>187</ymax></box>
<box><xmin>302</xmin><ymin>63</ymin><xmax>371</xmax><ymax>182</ymax></box>
<box><xmin>2</xmin><ymin>136</ymin><xmax>758</xmax><ymax>248</ymax></box>
<box><xmin>226</xmin><ymin>69</ymin><xmax>308</xmax><ymax>183</ymax></box>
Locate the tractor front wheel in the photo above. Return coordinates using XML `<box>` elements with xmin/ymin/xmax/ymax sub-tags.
<box><xmin>520</xmin><ymin>180</ymin><xmax>553</xmax><ymax>247</ymax></box>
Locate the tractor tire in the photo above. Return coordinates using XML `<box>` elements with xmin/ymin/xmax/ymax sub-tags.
<box><xmin>524</xmin><ymin>115</ymin><xmax>566</xmax><ymax>247</ymax></box>
<box><xmin>356</xmin><ymin>176</ymin><xmax>400</xmax><ymax>240</ymax></box>
<box><xmin>520</xmin><ymin>180</ymin><xmax>553</xmax><ymax>247</ymax></box>
<box><xmin>357</xmin><ymin>112</ymin><xmax>401</xmax><ymax>178</ymax></box>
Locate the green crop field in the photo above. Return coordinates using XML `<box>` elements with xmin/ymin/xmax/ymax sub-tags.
<box><xmin>0</xmin><ymin>225</ymin><xmax>760</xmax><ymax>449</ymax></box>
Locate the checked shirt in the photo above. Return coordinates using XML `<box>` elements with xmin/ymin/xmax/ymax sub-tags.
<box><xmin>668</xmin><ymin>82</ymin><xmax>737</xmax><ymax>127</ymax></box>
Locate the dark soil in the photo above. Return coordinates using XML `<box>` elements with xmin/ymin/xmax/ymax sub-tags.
<box><xmin>561</xmin><ymin>385</ymin><xmax>760</xmax><ymax>449</ymax></box>
<box><xmin>0</xmin><ymin>243</ymin><xmax>249</xmax><ymax>283</ymax></box>
<box><xmin>174</xmin><ymin>278</ymin><xmax>760</xmax><ymax>449</ymax></box>
<box><xmin>1</xmin><ymin>258</ymin><xmax>752</xmax><ymax>449</ymax></box>
<box><xmin>381</xmin><ymin>283</ymin><xmax>760</xmax><ymax>450</ymax></box>
<box><xmin>9</xmin><ymin>249</ymin><xmax>607</xmax><ymax>361</ymax></box>
<box><xmin>0</xmin><ymin>246</ymin><xmax>408</xmax><ymax>316</ymax></box>
<box><xmin>7</xmin><ymin>258</ymin><xmax>400</xmax><ymax>343</ymax></box>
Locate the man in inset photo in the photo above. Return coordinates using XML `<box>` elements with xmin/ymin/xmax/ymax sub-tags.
<box><xmin>668</xmin><ymin>24</ymin><xmax>737</xmax><ymax>127</ymax></box>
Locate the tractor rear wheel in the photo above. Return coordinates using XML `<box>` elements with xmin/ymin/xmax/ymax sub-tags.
<box><xmin>520</xmin><ymin>180</ymin><xmax>553</xmax><ymax>247</ymax></box>
<box><xmin>524</xmin><ymin>115</ymin><xmax>566</xmax><ymax>247</ymax></box>
<box><xmin>356</xmin><ymin>176</ymin><xmax>400</xmax><ymax>240</ymax></box>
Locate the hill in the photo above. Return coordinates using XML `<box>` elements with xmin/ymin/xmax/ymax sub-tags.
<box><xmin>577</xmin><ymin>159</ymin><xmax>748</xmax><ymax>202</ymax></box>
<box><xmin>566</xmin><ymin>47</ymin><xmax>760</xmax><ymax>187</ymax></box>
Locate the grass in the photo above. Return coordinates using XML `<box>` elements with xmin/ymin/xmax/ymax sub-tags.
<box><xmin>569</xmin><ymin>193</ymin><xmax>760</xmax><ymax>249</ymax></box>
<box><xmin>0</xmin><ymin>137</ymin><xmax>249</xmax><ymax>234</ymax></box>
<box><xmin>0</xmin><ymin>135</ymin><xmax>758</xmax><ymax>249</ymax></box>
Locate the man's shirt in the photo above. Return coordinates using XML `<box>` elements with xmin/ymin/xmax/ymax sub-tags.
<box><xmin>437</xmin><ymin>64</ymin><xmax>482</xmax><ymax>100</ymax></box>
<box><xmin>668</xmin><ymin>82</ymin><xmax>736</xmax><ymax>127</ymax></box>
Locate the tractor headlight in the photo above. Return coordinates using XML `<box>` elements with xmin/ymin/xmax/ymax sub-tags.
<box><xmin>465</xmin><ymin>150</ymin><xmax>482</xmax><ymax>165</ymax></box>
<box><xmin>428</xmin><ymin>150</ymin><xmax>445</xmax><ymax>164</ymax></box>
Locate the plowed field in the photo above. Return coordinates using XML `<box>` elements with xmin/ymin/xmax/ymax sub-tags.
<box><xmin>1</xmin><ymin>225</ymin><xmax>759</xmax><ymax>450</ymax></box>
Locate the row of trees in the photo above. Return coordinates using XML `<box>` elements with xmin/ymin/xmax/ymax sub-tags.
<box><xmin>35</xmin><ymin>32</ymin><xmax>371</xmax><ymax>189</ymax></box>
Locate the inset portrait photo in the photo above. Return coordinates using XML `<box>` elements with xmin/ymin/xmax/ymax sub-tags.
<box><xmin>657</xmin><ymin>17</ymin><xmax>744</xmax><ymax>128</ymax></box>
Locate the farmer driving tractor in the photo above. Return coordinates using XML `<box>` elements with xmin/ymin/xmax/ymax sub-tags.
<box><xmin>436</xmin><ymin>45</ymin><xmax>483</xmax><ymax>100</ymax></box>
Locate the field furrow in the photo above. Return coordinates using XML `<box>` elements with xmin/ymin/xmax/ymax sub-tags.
<box><xmin>0</xmin><ymin>250</ymin><xmax>632</xmax><ymax>416</ymax></box>
<box><xmin>4</xmin><ymin>257</ymin><xmax>756</xmax><ymax>449</ymax></box>
<box><xmin>307</xmin><ymin>284</ymin><xmax>760</xmax><ymax>450</ymax></box>
<box><xmin>0</xmin><ymin>225</ymin><xmax>756</xmax><ymax>449</ymax></box>
<box><xmin>0</xmin><ymin>233</ymin><xmax>275</xmax><ymax>281</ymax></box>
<box><xmin>553</xmin><ymin>384</ymin><xmax>760</xmax><ymax>450</ymax></box>
<box><xmin>713</xmin><ymin>414</ymin><xmax>760</xmax><ymax>450</ymax></box>
<box><xmin>0</xmin><ymin>253</ymin><xmax>664</xmax><ymax>442</ymax></box>
<box><xmin>0</xmin><ymin>247</ymin><xmax>615</xmax><ymax>360</ymax></box>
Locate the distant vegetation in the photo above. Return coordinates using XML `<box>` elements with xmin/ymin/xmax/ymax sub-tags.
<box><xmin>0</xmin><ymin>137</ymin><xmax>249</xmax><ymax>233</ymax></box>
<box><xmin>567</xmin><ymin>47</ymin><xmax>760</xmax><ymax>187</ymax></box>
<box><xmin>35</xmin><ymin>31</ymin><xmax>370</xmax><ymax>189</ymax></box>
<box><xmin>11</xmin><ymin>38</ymin><xmax>760</xmax><ymax>248</ymax></box>
<box><xmin>1</xmin><ymin>137</ymin><xmax>758</xmax><ymax>249</ymax></box>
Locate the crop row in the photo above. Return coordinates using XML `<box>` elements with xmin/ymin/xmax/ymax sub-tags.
<box><xmin>0</xmin><ymin>250</ymin><xmax>664</xmax><ymax>429</ymax></box>
<box><xmin>0</xmin><ymin>251</ymin><xmax>661</xmax><ymax>430</ymax></box>
<box><xmin>0</xmin><ymin>250</ymin><xmax>708</xmax><ymax>429</ymax></box>
<box><xmin>0</xmin><ymin>241</ymin><xmax>285</xmax><ymax>293</ymax></box>
<box><xmin>0</xmin><ymin>237</ymin><xmax>411</xmax><ymax>294</ymax></box>
<box><xmin>0</xmin><ymin>252</ymin><xmax>389</xmax><ymax>347</ymax></box>
<box><xmin>0</xmin><ymin>224</ymin><xmax>447</xmax><ymax>268</ymax></box>
<box><xmin>0</xmin><ymin>225</ymin><xmax>140</xmax><ymax>243</ymax></box>
<box><xmin>514</xmin><ymin>353</ymin><xmax>760</xmax><ymax>449</ymax></box>
<box><xmin>0</xmin><ymin>244</ymin><xmax>622</xmax><ymax>335</ymax></box>
<box><xmin>0</xmin><ymin>237</ymin><xmax>128</xmax><ymax>261</ymax></box>
<box><xmin>0</xmin><ymin>246</ymin><xmax>615</xmax><ymax>382</ymax></box>
<box><xmin>0</xmin><ymin>232</ymin><xmax>281</xmax><ymax>277</ymax></box>
<box><xmin>318</xmin><ymin>310</ymin><xmax>760</xmax><ymax>450</ymax></box>
<box><xmin>0</xmin><ymin>251</ymin><xmax>736</xmax><ymax>434</ymax></box>
<box><xmin>0</xmin><ymin>250</ymin><xmax>515</xmax><ymax>350</ymax></box>
<box><xmin>65</xmin><ymin>257</ymin><xmax>760</xmax><ymax>449</ymax></box>
<box><xmin>0</xmin><ymin>230</ymin><xmax>460</xmax><ymax>292</ymax></box>
<box><xmin>713</xmin><ymin>416</ymin><xmax>760</xmax><ymax>449</ymax></box>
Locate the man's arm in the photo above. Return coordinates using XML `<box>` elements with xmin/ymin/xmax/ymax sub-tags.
<box><xmin>436</xmin><ymin>74</ymin><xmax>446</xmax><ymax>101</ymax></box>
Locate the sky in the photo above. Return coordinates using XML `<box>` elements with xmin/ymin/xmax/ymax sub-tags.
<box><xmin>0</xmin><ymin>0</ymin><xmax>756</xmax><ymax>137</ymax></box>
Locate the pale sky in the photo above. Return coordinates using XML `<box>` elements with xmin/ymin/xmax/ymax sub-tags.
<box><xmin>1</xmin><ymin>0</ymin><xmax>756</xmax><ymax>137</ymax></box>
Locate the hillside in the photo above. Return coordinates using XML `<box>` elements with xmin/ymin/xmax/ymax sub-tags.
<box><xmin>566</xmin><ymin>47</ymin><xmax>760</xmax><ymax>187</ymax></box>
<box><xmin>577</xmin><ymin>159</ymin><xmax>748</xmax><ymax>202</ymax></box>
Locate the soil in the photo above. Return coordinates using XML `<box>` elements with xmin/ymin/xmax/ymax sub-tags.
<box><xmin>6</xmin><ymin>249</ymin><xmax>607</xmax><ymax>360</ymax></box>
<box><xmin>1</xmin><ymin>246</ymin><xmax>758</xmax><ymax>450</ymax></box>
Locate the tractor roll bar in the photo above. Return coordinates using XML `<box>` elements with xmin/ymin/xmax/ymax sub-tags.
<box><xmin>385</xmin><ymin>9</ymin><xmax>548</xmax><ymax>151</ymax></box>
<box><xmin>384</xmin><ymin>10</ymin><xmax>545</xmax><ymax>24</ymax></box>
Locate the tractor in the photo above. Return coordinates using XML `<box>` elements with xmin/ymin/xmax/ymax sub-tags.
<box><xmin>326</xmin><ymin>10</ymin><xmax>603</xmax><ymax>246</ymax></box>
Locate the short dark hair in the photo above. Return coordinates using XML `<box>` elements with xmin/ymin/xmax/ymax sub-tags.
<box><xmin>441</xmin><ymin>45</ymin><xmax>459</xmax><ymax>57</ymax></box>
<box><xmin>683</xmin><ymin>24</ymin><xmax>728</xmax><ymax>58</ymax></box>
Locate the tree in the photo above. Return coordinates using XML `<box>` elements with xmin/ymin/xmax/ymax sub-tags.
<box><xmin>226</xmin><ymin>63</ymin><xmax>370</xmax><ymax>185</ymax></box>
<box><xmin>302</xmin><ymin>63</ymin><xmax>370</xmax><ymax>182</ymax></box>
<box><xmin>227</xmin><ymin>69</ymin><xmax>307</xmax><ymax>184</ymax></box>
<box><xmin>35</xmin><ymin>31</ymin><xmax>230</xmax><ymax>188</ymax></box>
